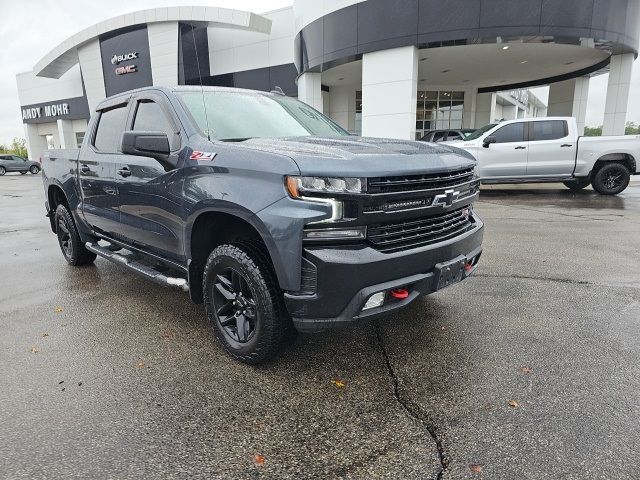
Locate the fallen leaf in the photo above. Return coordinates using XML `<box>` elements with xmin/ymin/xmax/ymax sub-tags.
<box><xmin>253</xmin><ymin>454</ymin><xmax>265</xmax><ymax>466</ymax></box>
<box><xmin>469</xmin><ymin>464</ymin><xmax>483</xmax><ymax>473</ymax></box>
<box><xmin>441</xmin><ymin>326</ymin><xmax>447</xmax><ymax>331</ymax></box>
<box><xmin>162</xmin><ymin>329</ymin><xmax>174</xmax><ymax>340</ymax></box>
<box><xmin>58</xmin><ymin>380</ymin><xmax>64</xmax><ymax>385</ymax></box>
<box><xmin>331</xmin><ymin>380</ymin><xmax>346</xmax><ymax>388</ymax></box>
<box><xmin>78</xmin><ymin>382</ymin><xmax>83</xmax><ymax>387</ymax></box>
<box><xmin>42</xmin><ymin>332</ymin><xmax>49</xmax><ymax>337</ymax></box>
<box><xmin>136</xmin><ymin>360</ymin><xmax>145</xmax><ymax>369</ymax></box>
<box><xmin>54</xmin><ymin>307</ymin><xmax>63</xmax><ymax>313</ymax></box>
<box><xmin>519</xmin><ymin>366</ymin><xmax>533</xmax><ymax>374</ymax></box>
<box><xmin>508</xmin><ymin>400</ymin><xmax>519</xmax><ymax>408</ymax></box>
<box><xmin>30</xmin><ymin>347</ymin><xmax>39</xmax><ymax>354</ymax></box>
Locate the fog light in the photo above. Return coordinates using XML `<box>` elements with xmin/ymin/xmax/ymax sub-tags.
<box><xmin>363</xmin><ymin>292</ymin><xmax>385</xmax><ymax>310</ymax></box>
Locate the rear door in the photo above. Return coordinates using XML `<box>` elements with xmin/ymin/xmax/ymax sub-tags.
<box><xmin>475</xmin><ymin>122</ymin><xmax>528</xmax><ymax>178</ymax></box>
<box><xmin>525</xmin><ymin>120</ymin><xmax>574</xmax><ymax>176</ymax></box>
<box><xmin>79</xmin><ymin>101</ymin><xmax>129</xmax><ymax>237</ymax></box>
<box><xmin>115</xmin><ymin>93</ymin><xmax>184</xmax><ymax>262</ymax></box>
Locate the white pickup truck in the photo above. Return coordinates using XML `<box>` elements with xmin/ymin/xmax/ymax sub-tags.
<box><xmin>444</xmin><ymin>117</ymin><xmax>640</xmax><ymax>195</ymax></box>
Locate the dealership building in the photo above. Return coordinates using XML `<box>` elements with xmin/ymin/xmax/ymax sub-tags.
<box><xmin>16</xmin><ymin>0</ymin><xmax>639</xmax><ymax>161</ymax></box>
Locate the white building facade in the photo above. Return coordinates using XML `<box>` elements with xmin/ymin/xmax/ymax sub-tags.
<box><xmin>16</xmin><ymin>0</ymin><xmax>639</xmax><ymax>161</ymax></box>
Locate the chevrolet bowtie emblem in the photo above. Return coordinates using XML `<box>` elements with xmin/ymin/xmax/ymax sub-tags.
<box><xmin>432</xmin><ymin>189</ymin><xmax>460</xmax><ymax>207</ymax></box>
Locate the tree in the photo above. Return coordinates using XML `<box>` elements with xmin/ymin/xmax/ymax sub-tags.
<box><xmin>584</xmin><ymin>126</ymin><xmax>602</xmax><ymax>137</ymax></box>
<box><xmin>10</xmin><ymin>138</ymin><xmax>28</xmax><ymax>158</ymax></box>
<box><xmin>625</xmin><ymin>121</ymin><xmax>640</xmax><ymax>135</ymax></box>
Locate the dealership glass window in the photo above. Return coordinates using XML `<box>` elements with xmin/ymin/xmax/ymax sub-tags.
<box><xmin>75</xmin><ymin>132</ymin><xmax>85</xmax><ymax>148</ymax></box>
<box><xmin>355</xmin><ymin>91</ymin><xmax>362</xmax><ymax>136</ymax></box>
<box><xmin>93</xmin><ymin>105</ymin><xmax>129</xmax><ymax>153</ymax></box>
<box><xmin>416</xmin><ymin>90</ymin><xmax>464</xmax><ymax>140</ymax></box>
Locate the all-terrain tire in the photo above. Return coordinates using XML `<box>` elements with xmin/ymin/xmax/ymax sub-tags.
<box><xmin>54</xmin><ymin>204</ymin><xmax>97</xmax><ymax>266</ymax></box>
<box><xmin>203</xmin><ymin>243</ymin><xmax>290</xmax><ymax>364</ymax></box>
<box><xmin>591</xmin><ymin>162</ymin><xmax>630</xmax><ymax>195</ymax></box>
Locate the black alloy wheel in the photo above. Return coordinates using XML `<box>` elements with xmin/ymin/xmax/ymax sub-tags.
<box><xmin>54</xmin><ymin>204</ymin><xmax>96</xmax><ymax>266</ymax></box>
<box><xmin>213</xmin><ymin>268</ymin><xmax>258</xmax><ymax>343</ymax></box>
<box><xmin>57</xmin><ymin>213</ymin><xmax>73</xmax><ymax>260</ymax></box>
<box><xmin>203</xmin><ymin>243</ymin><xmax>291</xmax><ymax>364</ymax></box>
<box><xmin>592</xmin><ymin>162</ymin><xmax>630</xmax><ymax>195</ymax></box>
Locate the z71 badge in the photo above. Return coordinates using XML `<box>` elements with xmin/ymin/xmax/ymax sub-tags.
<box><xmin>190</xmin><ymin>151</ymin><xmax>217</xmax><ymax>161</ymax></box>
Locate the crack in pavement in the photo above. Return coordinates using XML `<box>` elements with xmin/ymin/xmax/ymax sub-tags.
<box><xmin>373</xmin><ymin>321</ymin><xmax>448</xmax><ymax>480</ymax></box>
<box><xmin>474</xmin><ymin>272</ymin><xmax>640</xmax><ymax>291</ymax></box>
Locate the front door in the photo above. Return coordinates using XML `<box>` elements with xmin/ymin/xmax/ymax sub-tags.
<box><xmin>115</xmin><ymin>96</ymin><xmax>185</xmax><ymax>262</ymax></box>
<box><xmin>79</xmin><ymin>103</ymin><xmax>128</xmax><ymax>237</ymax></box>
<box><xmin>476</xmin><ymin>122</ymin><xmax>528</xmax><ymax>178</ymax></box>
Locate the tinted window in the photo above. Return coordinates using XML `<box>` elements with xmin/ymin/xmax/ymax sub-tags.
<box><xmin>448</xmin><ymin>131</ymin><xmax>463</xmax><ymax>141</ymax></box>
<box><xmin>0</xmin><ymin>156</ymin><xmax>10</xmax><ymax>160</ymax></box>
<box><xmin>94</xmin><ymin>106</ymin><xmax>128</xmax><ymax>153</ymax></box>
<box><xmin>12</xmin><ymin>156</ymin><xmax>24</xmax><ymax>161</ymax></box>
<box><xmin>532</xmin><ymin>121</ymin><xmax>567</xmax><ymax>141</ymax></box>
<box><xmin>433</xmin><ymin>131</ymin><xmax>447</xmax><ymax>142</ymax></box>
<box><xmin>133</xmin><ymin>101</ymin><xmax>174</xmax><ymax>139</ymax></box>
<box><xmin>493</xmin><ymin>123</ymin><xmax>525</xmax><ymax>143</ymax></box>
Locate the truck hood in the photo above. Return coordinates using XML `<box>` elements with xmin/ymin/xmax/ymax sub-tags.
<box><xmin>233</xmin><ymin>136</ymin><xmax>477</xmax><ymax>177</ymax></box>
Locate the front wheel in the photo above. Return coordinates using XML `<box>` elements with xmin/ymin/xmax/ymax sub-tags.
<box><xmin>0</xmin><ymin>166</ymin><xmax>5</xmax><ymax>176</ymax></box>
<box><xmin>203</xmin><ymin>244</ymin><xmax>290</xmax><ymax>364</ymax></box>
<box><xmin>30</xmin><ymin>165</ymin><xmax>40</xmax><ymax>174</ymax></box>
<box><xmin>563</xmin><ymin>178</ymin><xmax>590</xmax><ymax>191</ymax></box>
<box><xmin>54</xmin><ymin>204</ymin><xmax>97</xmax><ymax>266</ymax></box>
<box><xmin>591</xmin><ymin>163</ymin><xmax>630</xmax><ymax>195</ymax></box>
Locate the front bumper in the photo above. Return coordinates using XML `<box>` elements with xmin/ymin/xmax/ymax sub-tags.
<box><xmin>285</xmin><ymin>214</ymin><xmax>484</xmax><ymax>332</ymax></box>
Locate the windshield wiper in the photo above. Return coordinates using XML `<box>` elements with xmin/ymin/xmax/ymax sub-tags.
<box><xmin>219</xmin><ymin>137</ymin><xmax>253</xmax><ymax>142</ymax></box>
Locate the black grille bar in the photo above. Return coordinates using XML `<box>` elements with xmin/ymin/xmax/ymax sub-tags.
<box><xmin>367</xmin><ymin>206</ymin><xmax>473</xmax><ymax>253</ymax></box>
<box><xmin>367</xmin><ymin>167</ymin><xmax>475</xmax><ymax>193</ymax></box>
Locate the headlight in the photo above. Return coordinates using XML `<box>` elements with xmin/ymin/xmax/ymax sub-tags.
<box><xmin>285</xmin><ymin>176</ymin><xmax>365</xmax><ymax>198</ymax></box>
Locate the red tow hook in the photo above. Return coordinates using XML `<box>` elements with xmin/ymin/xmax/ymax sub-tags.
<box><xmin>390</xmin><ymin>288</ymin><xmax>409</xmax><ymax>299</ymax></box>
<box><xmin>464</xmin><ymin>262</ymin><xmax>474</xmax><ymax>273</ymax></box>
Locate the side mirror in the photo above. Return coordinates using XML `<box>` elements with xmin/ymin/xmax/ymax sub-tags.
<box><xmin>483</xmin><ymin>136</ymin><xmax>497</xmax><ymax>148</ymax></box>
<box><xmin>121</xmin><ymin>131</ymin><xmax>170</xmax><ymax>160</ymax></box>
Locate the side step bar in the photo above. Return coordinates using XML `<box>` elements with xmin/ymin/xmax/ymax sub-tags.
<box><xmin>85</xmin><ymin>242</ymin><xmax>189</xmax><ymax>292</ymax></box>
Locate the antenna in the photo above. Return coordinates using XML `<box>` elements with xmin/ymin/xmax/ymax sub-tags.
<box><xmin>191</xmin><ymin>24</ymin><xmax>211</xmax><ymax>141</ymax></box>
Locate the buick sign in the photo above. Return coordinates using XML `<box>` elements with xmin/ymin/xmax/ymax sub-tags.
<box><xmin>111</xmin><ymin>52</ymin><xmax>138</xmax><ymax>65</ymax></box>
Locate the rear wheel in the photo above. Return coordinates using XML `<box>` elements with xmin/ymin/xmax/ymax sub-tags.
<box><xmin>591</xmin><ymin>163</ymin><xmax>630</xmax><ymax>195</ymax></box>
<box><xmin>203</xmin><ymin>243</ymin><xmax>290</xmax><ymax>364</ymax></box>
<box><xmin>54</xmin><ymin>204</ymin><xmax>97</xmax><ymax>266</ymax></box>
<box><xmin>0</xmin><ymin>166</ymin><xmax>5</xmax><ymax>176</ymax></box>
<box><xmin>30</xmin><ymin>165</ymin><xmax>40</xmax><ymax>174</ymax></box>
<box><xmin>563</xmin><ymin>178</ymin><xmax>590</xmax><ymax>191</ymax></box>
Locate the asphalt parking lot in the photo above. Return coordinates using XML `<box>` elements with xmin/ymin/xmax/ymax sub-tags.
<box><xmin>1</xmin><ymin>173</ymin><xmax>639</xmax><ymax>479</ymax></box>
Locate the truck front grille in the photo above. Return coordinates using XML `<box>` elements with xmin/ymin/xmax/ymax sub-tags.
<box><xmin>367</xmin><ymin>167</ymin><xmax>475</xmax><ymax>193</ymax></box>
<box><xmin>367</xmin><ymin>206</ymin><xmax>473</xmax><ymax>253</ymax></box>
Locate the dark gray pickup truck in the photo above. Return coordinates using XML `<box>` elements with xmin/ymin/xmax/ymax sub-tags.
<box><xmin>42</xmin><ymin>86</ymin><xmax>484</xmax><ymax>363</ymax></box>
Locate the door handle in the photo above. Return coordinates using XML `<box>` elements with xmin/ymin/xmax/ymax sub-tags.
<box><xmin>80</xmin><ymin>164</ymin><xmax>90</xmax><ymax>173</ymax></box>
<box><xmin>117</xmin><ymin>166</ymin><xmax>131</xmax><ymax>178</ymax></box>
<box><xmin>514</xmin><ymin>146</ymin><xmax>526</xmax><ymax>150</ymax></box>
<box><xmin>561</xmin><ymin>144</ymin><xmax>572</xmax><ymax>147</ymax></box>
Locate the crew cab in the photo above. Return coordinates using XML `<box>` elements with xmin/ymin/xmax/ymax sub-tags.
<box><xmin>42</xmin><ymin>86</ymin><xmax>483</xmax><ymax>363</ymax></box>
<box><xmin>444</xmin><ymin>117</ymin><xmax>640</xmax><ymax>194</ymax></box>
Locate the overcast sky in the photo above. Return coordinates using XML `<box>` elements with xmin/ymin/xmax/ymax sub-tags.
<box><xmin>0</xmin><ymin>1</ymin><xmax>638</xmax><ymax>145</ymax></box>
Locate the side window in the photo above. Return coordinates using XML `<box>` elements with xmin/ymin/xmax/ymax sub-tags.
<box><xmin>433</xmin><ymin>131</ymin><xmax>447</xmax><ymax>142</ymax></box>
<box><xmin>133</xmin><ymin>101</ymin><xmax>174</xmax><ymax>140</ymax></box>
<box><xmin>94</xmin><ymin>105</ymin><xmax>128</xmax><ymax>153</ymax></box>
<box><xmin>12</xmin><ymin>156</ymin><xmax>25</xmax><ymax>162</ymax></box>
<box><xmin>448</xmin><ymin>131</ymin><xmax>463</xmax><ymax>141</ymax></box>
<box><xmin>492</xmin><ymin>123</ymin><xmax>525</xmax><ymax>143</ymax></box>
<box><xmin>532</xmin><ymin>121</ymin><xmax>567</xmax><ymax>141</ymax></box>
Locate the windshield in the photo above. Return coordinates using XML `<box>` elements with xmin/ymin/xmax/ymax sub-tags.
<box><xmin>178</xmin><ymin>91</ymin><xmax>349</xmax><ymax>140</ymax></box>
<box><xmin>464</xmin><ymin>123</ymin><xmax>498</xmax><ymax>140</ymax></box>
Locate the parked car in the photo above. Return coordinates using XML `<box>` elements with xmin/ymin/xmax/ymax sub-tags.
<box><xmin>0</xmin><ymin>155</ymin><xmax>40</xmax><ymax>175</ymax></box>
<box><xmin>420</xmin><ymin>129</ymin><xmax>476</xmax><ymax>143</ymax></box>
<box><xmin>42</xmin><ymin>86</ymin><xmax>484</xmax><ymax>363</ymax></box>
<box><xmin>443</xmin><ymin>117</ymin><xmax>640</xmax><ymax>195</ymax></box>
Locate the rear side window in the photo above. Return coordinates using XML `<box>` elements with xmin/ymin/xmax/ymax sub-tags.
<box><xmin>93</xmin><ymin>105</ymin><xmax>128</xmax><ymax>153</ymax></box>
<box><xmin>448</xmin><ymin>131</ymin><xmax>463</xmax><ymax>141</ymax></box>
<box><xmin>133</xmin><ymin>101</ymin><xmax>174</xmax><ymax>139</ymax></box>
<box><xmin>532</xmin><ymin>121</ymin><xmax>567</xmax><ymax>141</ymax></box>
<box><xmin>493</xmin><ymin>123</ymin><xmax>525</xmax><ymax>143</ymax></box>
